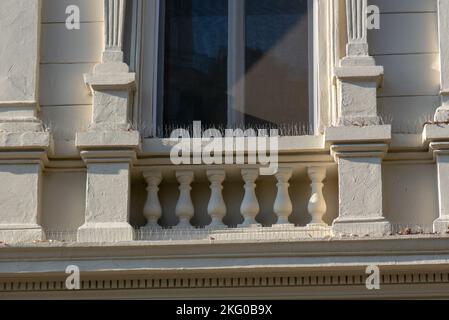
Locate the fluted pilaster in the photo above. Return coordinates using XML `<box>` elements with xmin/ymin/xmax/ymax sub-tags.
<box><xmin>345</xmin><ymin>0</ymin><xmax>369</xmax><ymax>57</ymax></box>
<box><xmin>103</xmin><ymin>0</ymin><xmax>127</xmax><ymax>62</ymax></box>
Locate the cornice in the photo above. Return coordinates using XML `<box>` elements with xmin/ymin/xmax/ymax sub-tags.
<box><xmin>2</xmin><ymin>236</ymin><xmax>449</xmax><ymax>273</ymax></box>
<box><xmin>2</xmin><ymin>237</ymin><xmax>449</xmax><ymax>296</ymax></box>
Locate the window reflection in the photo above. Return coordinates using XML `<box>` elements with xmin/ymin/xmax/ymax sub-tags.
<box><xmin>160</xmin><ymin>0</ymin><xmax>311</xmax><ymax>135</ymax></box>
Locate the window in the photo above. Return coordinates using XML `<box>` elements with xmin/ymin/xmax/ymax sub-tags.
<box><xmin>131</xmin><ymin>0</ymin><xmax>318</xmax><ymax>137</ymax></box>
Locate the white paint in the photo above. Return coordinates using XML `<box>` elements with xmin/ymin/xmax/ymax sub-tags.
<box><xmin>307</xmin><ymin>167</ymin><xmax>327</xmax><ymax>225</ymax></box>
<box><xmin>239</xmin><ymin>169</ymin><xmax>260</xmax><ymax>227</ymax></box>
<box><xmin>273</xmin><ymin>167</ymin><xmax>293</xmax><ymax>225</ymax></box>
<box><xmin>207</xmin><ymin>170</ymin><xmax>227</xmax><ymax>228</ymax></box>
<box><xmin>142</xmin><ymin>171</ymin><xmax>162</xmax><ymax>229</ymax></box>
<box><xmin>175</xmin><ymin>171</ymin><xmax>195</xmax><ymax>228</ymax></box>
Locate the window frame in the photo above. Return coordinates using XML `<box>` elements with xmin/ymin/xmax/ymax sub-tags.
<box><xmin>127</xmin><ymin>0</ymin><xmax>334</xmax><ymax>139</ymax></box>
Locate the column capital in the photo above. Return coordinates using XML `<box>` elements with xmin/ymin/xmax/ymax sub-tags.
<box><xmin>79</xmin><ymin>149</ymin><xmax>137</xmax><ymax>166</ymax></box>
<box><xmin>330</xmin><ymin>143</ymin><xmax>389</xmax><ymax>162</ymax></box>
<box><xmin>76</xmin><ymin>130</ymin><xmax>141</xmax><ymax>151</ymax></box>
<box><xmin>423</xmin><ymin>124</ymin><xmax>449</xmax><ymax>149</ymax></box>
<box><xmin>326</xmin><ymin>125</ymin><xmax>391</xmax><ymax>145</ymax></box>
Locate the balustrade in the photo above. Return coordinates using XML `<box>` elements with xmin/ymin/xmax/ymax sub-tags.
<box><xmin>141</xmin><ymin>165</ymin><xmax>329</xmax><ymax>238</ymax></box>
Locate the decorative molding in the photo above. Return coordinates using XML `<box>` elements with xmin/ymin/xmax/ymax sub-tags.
<box><xmin>4</xmin><ymin>271</ymin><xmax>449</xmax><ymax>293</ymax></box>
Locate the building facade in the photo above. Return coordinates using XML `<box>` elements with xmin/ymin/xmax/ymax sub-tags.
<box><xmin>1</xmin><ymin>0</ymin><xmax>449</xmax><ymax>299</ymax></box>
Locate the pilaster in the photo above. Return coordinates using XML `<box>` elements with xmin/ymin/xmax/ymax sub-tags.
<box><xmin>327</xmin><ymin>0</ymin><xmax>391</xmax><ymax>236</ymax></box>
<box><xmin>76</xmin><ymin>0</ymin><xmax>140</xmax><ymax>242</ymax></box>
<box><xmin>423</xmin><ymin>125</ymin><xmax>449</xmax><ymax>233</ymax></box>
<box><xmin>0</xmin><ymin>0</ymin><xmax>52</xmax><ymax>243</ymax></box>
<box><xmin>330</xmin><ymin>141</ymin><xmax>391</xmax><ymax>236</ymax></box>
<box><xmin>335</xmin><ymin>0</ymin><xmax>383</xmax><ymax>127</ymax></box>
<box><xmin>76</xmin><ymin>150</ymin><xmax>136</xmax><ymax>242</ymax></box>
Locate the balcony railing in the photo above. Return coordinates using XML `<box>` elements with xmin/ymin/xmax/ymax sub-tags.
<box><xmin>137</xmin><ymin>164</ymin><xmax>332</xmax><ymax>241</ymax></box>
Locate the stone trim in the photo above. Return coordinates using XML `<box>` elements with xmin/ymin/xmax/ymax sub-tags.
<box><xmin>2</xmin><ymin>270</ymin><xmax>449</xmax><ymax>293</ymax></box>
<box><xmin>435</xmin><ymin>0</ymin><xmax>449</xmax><ymax>121</ymax></box>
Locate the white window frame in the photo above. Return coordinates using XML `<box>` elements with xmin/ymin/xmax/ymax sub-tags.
<box><xmin>128</xmin><ymin>0</ymin><xmax>330</xmax><ymax>138</ymax></box>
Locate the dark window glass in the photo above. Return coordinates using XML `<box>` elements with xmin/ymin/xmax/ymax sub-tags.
<box><xmin>162</xmin><ymin>0</ymin><xmax>228</xmax><ymax>130</ymax></box>
<box><xmin>160</xmin><ymin>0</ymin><xmax>311</xmax><ymax>135</ymax></box>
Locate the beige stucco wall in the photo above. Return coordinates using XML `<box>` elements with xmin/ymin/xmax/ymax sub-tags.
<box><xmin>42</xmin><ymin>171</ymin><xmax>86</xmax><ymax>233</ymax></box>
<box><xmin>38</xmin><ymin>0</ymin><xmax>102</xmax><ymax>234</ymax></box>
<box><xmin>383</xmin><ymin>163</ymin><xmax>439</xmax><ymax>231</ymax></box>
<box><xmin>369</xmin><ymin>0</ymin><xmax>440</xmax><ymax>133</ymax></box>
<box><xmin>40</xmin><ymin>0</ymin><xmax>103</xmax><ymax>157</ymax></box>
<box><xmin>3</xmin><ymin>0</ymin><xmax>449</xmax><ymax>299</ymax></box>
<box><xmin>36</xmin><ymin>0</ymin><xmax>442</xmax><ymax>232</ymax></box>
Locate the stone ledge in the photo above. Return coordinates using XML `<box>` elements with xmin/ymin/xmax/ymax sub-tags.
<box><xmin>429</xmin><ymin>142</ymin><xmax>449</xmax><ymax>154</ymax></box>
<box><xmin>77</xmin><ymin>222</ymin><xmax>135</xmax><ymax>243</ymax></box>
<box><xmin>0</xmin><ymin>131</ymin><xmax>52</xmax><ymax>150</ymax></box>
<box><xmin>141</xmin><ymin>135</ymin><xmax>326</xmax><ymax>156</ymax></box>
<box><xmin>326</xmin><ymin>125</ymin><xmax>391</xmax><ymax>144</ymax></box>
<box><xmin>76</xmin><ymin>130</ymin><xmax>141</xmax><ymax>150</ymax></box>
<box><xmin>80</xmin><ymin>150</ymin><xmax>137</xmax><ymax>164</ymax></box>
<box><xmin>0</xmin><ymin>225</ymin><xmax>44</xmax><ymax>243</ymax></box>
<box><xmin>332</xmin><ymin>218</ymin><xmax>391</xmax><ymax>237</ymax></box>
<box><xmin>423</xmin><ymin>124</ymin><xmax>449</xmax><ymax>145</ymax></box>
<box><xmin>84</xmin><ymin>72</ymin><xmax>136</xmax><ymax>91</ymax></box>
<box><xmin>334</xmin><ymin>65</ymin><xmax>384</xmax><ymax>79</ymax></box>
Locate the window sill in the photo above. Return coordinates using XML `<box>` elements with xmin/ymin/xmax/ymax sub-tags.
<box><xmin>140</xmin><ymin>135</ymin><xmax>326</xmax><ymax>157</ymax></box>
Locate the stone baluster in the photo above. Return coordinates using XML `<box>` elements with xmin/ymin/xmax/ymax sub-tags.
<box><xmin>175</xmin><ymin>171</ymin><xmax>195</xmax><ymax>228</ymax></box>
<box><xmin>239</xmin><ymin>169</ymin><xmax>260</xmax><ymax>227</ymax></box>
<box><xmin>307</xmin><ymin>167</ymin><xmax>327</xmax><ymax>225</ymax></box>
<box><xmin>207</xmin><ymin>170</ymin><xmax>227</xmax><ymax>228</ymax></box>
<box><xmin>142</xmin><ymin>171</ymin><xmax>162</xmax><ymax>228</ymax></box>
<box><xmin>273</xmin><ymin>167</ymin><xmax>293</xmax><ymax>225</ymax></box>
